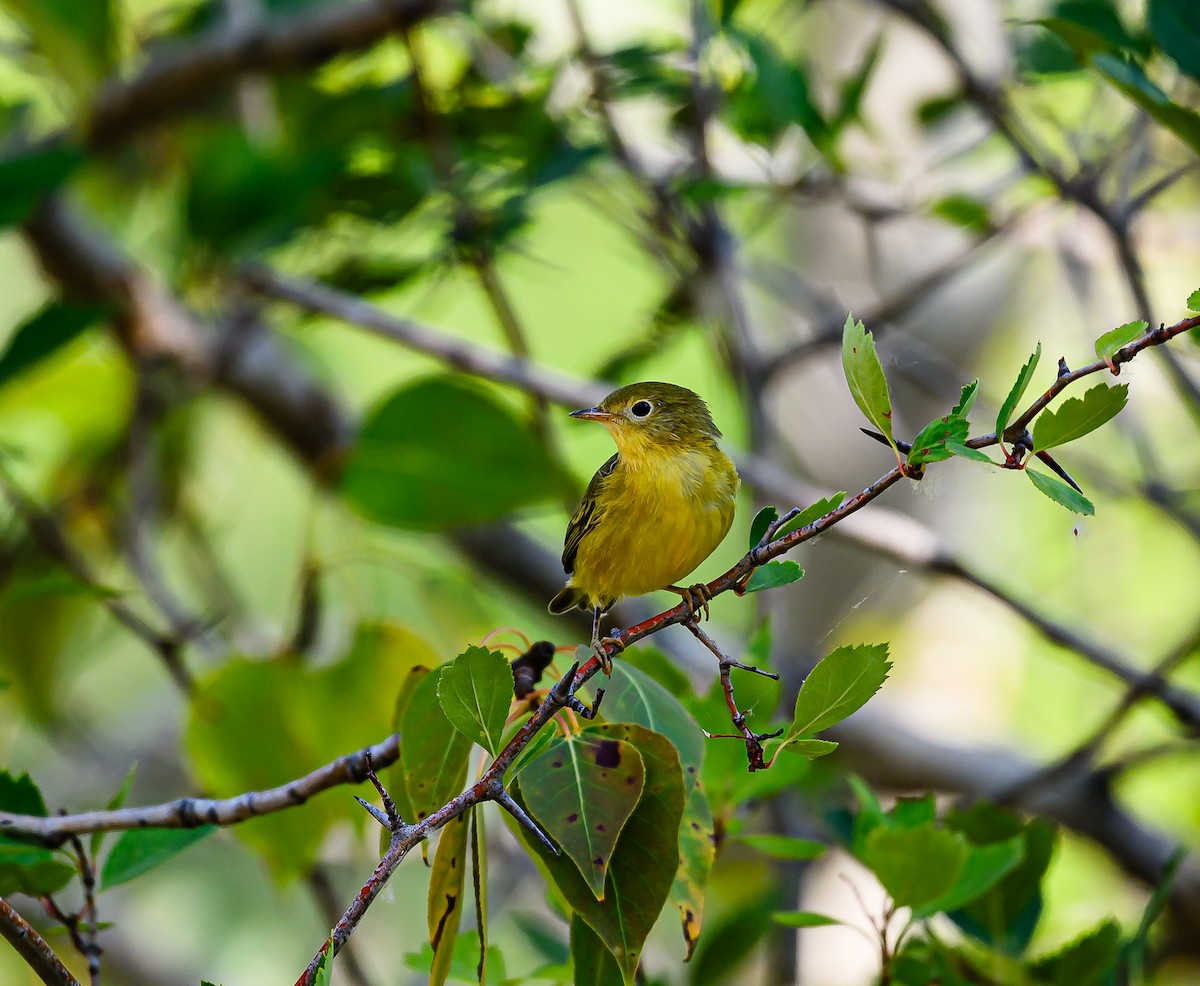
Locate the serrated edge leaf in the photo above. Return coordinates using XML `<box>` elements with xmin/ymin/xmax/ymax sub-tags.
<box><xmin>1031</xmin><ymin>383</ymin><xmax>1128</xmax><ymax>451</ymax></box>
<box><xmin>743</xmin><ymin>561</ymin><xmax>805</xmax><ymax>593</ymax></box>
<box><xmin>1189</xmin><ymin>289</ymin><xmax>1200</xmax><ymax>312</ymax></box>
<box><xmin>996</xmin><ymin>343</ymin><xmax>1042</xmax><ymax>438</ymax></box>
<box><xmin>1094</xmin><ymin>320</ymin><xmax>1147</xmax><ymax>361</ymax></box>
<box><xmin>841</xmin><ymin>313</ymin><xmax>895</xmax><ymax>447</ymax></box>
<box><xmin>952</xmin><ymin>380</ymin><xmax>979</xmax><ymax>418</ymax></box>
<box><xmin>437</xmin><ymin>647</ymin><xmax>514</xmax><ymax>757</ymax></box>
<box><xmin>1025</xmin><ymin>467</ymin><xmax>1095</xmax><ymax>515</ymax></box>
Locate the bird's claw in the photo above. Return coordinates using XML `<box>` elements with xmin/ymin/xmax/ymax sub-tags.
<box><xmin>670</xmin><ymin>583</ymin><xmax>713</xmax><ymax>622</ymax></box>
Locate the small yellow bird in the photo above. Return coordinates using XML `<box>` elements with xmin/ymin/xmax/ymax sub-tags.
<box><xmin>549</xmin><ymin>382</ymin><xmax>740</xmax><ymax>672</ymax></box>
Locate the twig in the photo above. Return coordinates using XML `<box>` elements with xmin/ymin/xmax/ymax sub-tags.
<box><xmin>0</xmin><ymin>473</ymin><xmax>194</xmax><ymax>695</ymax></box>
<box><xmin>0</xmin><ymin>897</ymin><xmax>81</xmax><ymax>986</ymax></box>
<box><xmin>244</xmin><ymin>266</ymin><xmax>1200</xmax><ymax>725</ymax></box>
<box><xmin>41</xmin><ymin>835</ymin><xmax>101</xmax><ymax>985</ymax></box>
<box><xmin>0</xmin><ymin>736</ymin><xmax>401</xmax><ymax>845</ymax></box>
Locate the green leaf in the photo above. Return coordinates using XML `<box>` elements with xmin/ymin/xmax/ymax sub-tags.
<box><xmin>748</xmin><ymin>505</ymin><xmax>777</xmax><ymax>549</ymax></box>
<box><xmin>771</xmin><ymin>911</ymin><xmax>840</xmax><ymax>927</ymax></box>
<box><xmin>313</xmin><ymin>938</ymin><xmax>334</xmax><ymax>986</ymax></box>
<box><xmin>342</xmin><ymin>376</ymin><xmax>571</xmax><ymax>530</ymax></box>
<box><xmin>596</xmin><ymin>662</ymin><xmax>704</xmax><ymax>791</ymax></box>
<box><xmin>0</xmin><ymin>302</ymin><xmax>106</xmax><ymax>387</ymax></box>
<box><xmin>401</xmin><ymin>667</ymin><xmax>475</xmax><ymax>824</ymax></box>
<box><xmin>1094</xmin><ymin>320</ymin><xmax>1147</xmax><ymax>362</ymax></box>
<box><xmin>1032</xmin><ymin>383</ymin><xmax>1128</xmax><ymax>450</ymax></box>
<box><xmin>514</xmin><ymin>723</ymin><xmax>685</xmax><ymax>985</ymax></box>
<box><xmin>931</xmin><ymin>195</ymin><xmax>992</xmax><ymax>233</ymax></box>
<box><xmin>521</xmin><ymin>732</ymin><xmax>646</xmax><ymax>899</ymax></box>
<box><xmin>1091</xmin><ymin>53</ymin><xmax>1200</xmax><ymax>154</ymax></box>
<box><xmin>1026</xmin><ymin>467</ymin><xmax>1095</xmax><ymax>515</ymax></box>
<box><xmin>1031</xmin><ymin>919</ymin><xmax>1121</xmax><ymax>985</ymax></box>
<box><xmin>100</xmin><ymin>826</ymin><xmax>216</xmax><ymax>889</ymax></box>
<box><xmin>914</xmin><ymin>835</ymin><xmax>1025</xmax><ymax>918</ymax></box>
<box><xmin>786</xmin><ymin>643</ymin><xmax>891</xmax><ymax>739</ymax></box>
<box><xmin>952</xmin><ymin>380</ymin><xmax>979</xmax><ymax>418</ymax></box>
<box><xmin>0</xmin><ymin>769</ymin><xmax>50</xmax><ymax>818</ymax></box>
<box><xmin>945</xmin><ymin>808</ymin><xmax>1056</xmax><ymax>954</ymax></box>
<box><xmin>1149</xmin><ymin>0</ymin><xmax>1200</xmax><ymax>82</ymax></box>
<box><xmin>996</xmin><ymin>343</ymin><xmax>1041</xmax><ymax>438</ymax></box>
<box><xmin>437</xmin><ymin>646</ymin><xmax>514</xmax><ymax>758</ymax></box>
<box><xmin>1189</xmin><ymin>289</ymin><xmax>1200</xmax><ymax>312</ymax></box>
<box><xmin>470</xmin><ymin>807</ymin><xmax>489</xmax><ymax>986</ymax></box>
<box><xmin>428</xmin><ymin>810</ymin><xmax>470</xmax><ymax>986</ymax></box>
<box><xmin>405</xmin><ymin>933</ymin><xmax>508</xmax><ymax>985</ymax></box>
<box><xmin>842</xmin><ymin>314</ymin><xmax>895</xmax><ymax>449</ymax></box>
<box><xmin>505</xmin><ymin>718</ymin><xmax>558</xmax><ymax>780</ymax></box>
<box><xmin>0</xmin><ymin>840</ymin><xmax>76</xmax><ymax>897</ymax></box>
<box><xmin>736</xmin><ymin>834</ymin><xmax>827</xmax><ymax>860</ymax></box>
<box><xmin>743</xmin><ymin>561</ymin><xmax>805</xmax><ymax>593</ymax></box>
<box><xmin>725</xmin><ymin>30</ymin><xmax>829</xmax><ymax>150</ymax></box>
<box><xmin>908</xmin><ymin>413</ymin><xmax>969</xmax><ymax>467</ymax></box>
<box><xmin>863</xmin><ymin>824</ymin><xmax>967</xmax><ymax>911</ymax></box>
<box><xmin>571</xmin><ymin>914</ymin><xmax>623</xmax><ymax>986</ymax></box>
<box><xmin>946</xmin><ymin>442</ymin><xmax>995</xmax><ymax>464</ymax></box>
<box><xmin>776</xmin><ymin>738</ymin><xmax>838</xmax><ymax>759</ymax></box>
<box><xmin>0</xmin><ymin>0</ymin><xmax>115</xmax><ymax>94</ymax></box>
<box><xmin>0</xmin><ymin>144</ymin><xmax>85</xmax><ymax>228</ymax></box>
<box><xmin>673</xmin><ymin>783</ymin><xmax>715</xmax><ymax>961</ymax></box>
<box><xmin>771</xmin><ymin>492</ymin><xmax>847</xmax><ymax>543</ymax></box>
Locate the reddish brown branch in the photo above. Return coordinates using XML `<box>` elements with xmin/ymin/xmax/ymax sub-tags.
<box><xmin>0</xmin><ymin>898</ymin><xmax>81</xmax><ymax>986</ymax></box>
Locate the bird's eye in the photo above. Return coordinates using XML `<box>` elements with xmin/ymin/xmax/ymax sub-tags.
<box><xmin>630</xmin><ymin>400</ymin><xmax>653</xmax><ymax>418</ymax></box>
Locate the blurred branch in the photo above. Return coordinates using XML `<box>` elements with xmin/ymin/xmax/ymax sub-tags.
<box><xmin>22</xmin><ymin>196</ymin><xmax>351</xmax><ymax>473</ymax></box>
<box><xmin>0</xmin><ymin>897</ymin><xmax>81</xmax><ymax>986</ymax></box>
<box><xmin>82</xmin><ymin>0</ymin><xmax>453</xmax><ymax>149</ymax></box>
<box><xmin>0</xmin><ymin>736</ymin><xmax>400</xmax><ymax>846</ymax></box>
<box><xmin>242</xmin><ymin>265</ymin><xmax>1200</xmax><ymax>727</ymax></box>
<box><xmin>0</xmin><ymin>474</ymin><xmax>194</xmax><ymax>695</ymax></box>
<box><xmin>41</xmin><ymin>834</ymin><xmax>101</xmax><ymax>986</ymax></box>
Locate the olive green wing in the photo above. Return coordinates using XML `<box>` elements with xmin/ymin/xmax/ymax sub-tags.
<box><xmin>562</xmin><ymin>453</ymin><xmax>618</xmax><ymax>575</ymax></box>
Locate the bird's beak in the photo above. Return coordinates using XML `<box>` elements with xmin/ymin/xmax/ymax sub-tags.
<box><xmin>569</xmin><ymin>407</ymin><xmax>616</xmax><ymax>422</ymax></box>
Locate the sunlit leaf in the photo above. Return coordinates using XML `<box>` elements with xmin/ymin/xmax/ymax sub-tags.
<box><xmin>1025</xmin><ymin>467</ymin><xmax>1095</xmax><ymax>515</ymax></box>
<box><xmin>952</xmin><ymin>380</ymin><xmax>979</xmax><ymax>419</ymax></box>
<box><xmin>786</xmin><ymin>643</ymin><xmax>891</xmax><ymax>739</ymax></box>
<box><xmin>100</xmin><ymin>827</ymin><xmax>216</xmax><ymax>889</ymax></box>
<box><xmin>438</xmin><ymin>646</ymin><xmax>514</xmax><ymax>757</ymax></box>
<box><xmin>342</xmin><ymin>376</ymin><xmax>571</xmax><ymax>530</ymax></box>
<box><xmin>521</xmin><ymin>732</ymin><xmax>645</xmax><ymax>899</ymax></box>
<box><xmin>842</xmin><ymin>314</ymin><xmax>895</xmax><ymax>449</ymax></box>
<box><xmin>996</xmin><ymin>344</ymin><xmax>1041</xmax><ymax>438</ymax></box>
<box><xmin>1094</xmin><ymin>320</ymin><xmax>1147</xmax><ymax>362</ymax></box>
<box><xmin>1032</xmin><ymin>383</ymin><xmax>1128</xmax><ymax>450</ymax></box>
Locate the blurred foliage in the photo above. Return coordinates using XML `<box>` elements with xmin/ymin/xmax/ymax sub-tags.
<box><xmin>0</xmin><ymin>0</ymin><xmax>1198</xmax><ymax>983</ymax></box>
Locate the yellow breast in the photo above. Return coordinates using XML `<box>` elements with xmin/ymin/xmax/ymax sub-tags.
<box><xmin>571</xmin><ymin>444</ymin><xmax>739</xmax><ymax>608</ymax></box>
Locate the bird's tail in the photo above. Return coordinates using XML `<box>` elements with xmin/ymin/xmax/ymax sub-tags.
<box><xmin>548</xmin><ymin>585</ymin><xmax>589</xmax><ymax>615</ymax></box>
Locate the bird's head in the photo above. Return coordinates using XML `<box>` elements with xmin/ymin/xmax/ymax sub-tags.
<box><xmin>569</xmin><ymin>382</ymin><xmax>721</xmax><ymax>454</ymax></box>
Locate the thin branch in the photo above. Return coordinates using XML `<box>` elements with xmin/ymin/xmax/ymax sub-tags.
<box><xmin>79</xmin><ymin>0</ymin><xmax>452</xmax><ymax>149</ymax></box>
<box><xmin>0</xmin><ymin>736</ymin><xmax>400</xmax><ymax>845</ymax></box>
<box><xmin>0</xmin><ymin>897</ymin><xmax>81</xmax><ymax>986</ymax></box>
<box><xmin>0</xmin><ymin>473</ymin><xmax>194</xmax><ymax>695</ymax></box>
<box><xmin>244</xmin><ymin>266</ymin><xmax>1200</xmax><ymax>725</ymax></box>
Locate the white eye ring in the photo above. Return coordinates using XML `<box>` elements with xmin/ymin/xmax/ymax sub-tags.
<box><xmin>630</xmin><ymin>400</ymin><xmax>653</xmax><ymax>418</ymax></box>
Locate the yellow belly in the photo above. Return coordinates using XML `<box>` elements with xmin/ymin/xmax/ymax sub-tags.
<box><xmin>571</xmin><ymin>447</ymin><xmax>738</xmax><ymax>608</ymax></box>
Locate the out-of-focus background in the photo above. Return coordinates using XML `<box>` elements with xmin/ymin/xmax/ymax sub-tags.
<box><xmin>1</xmin><ymin>0</ymin><xmax>1200</xmax><ymax>982</ymax></box>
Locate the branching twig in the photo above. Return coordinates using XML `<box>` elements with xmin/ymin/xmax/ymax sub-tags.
<box><xmin>0</xmin><ymin>736</ymin><xmax>401</xmax><ymax>845</ymax></box>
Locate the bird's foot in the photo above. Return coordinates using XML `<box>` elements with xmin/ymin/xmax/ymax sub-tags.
<box><xmin>590</xmin><ymin>630</ymin><xmax>626</xmax><ymax>676</ymax></box>
<box><xmin>668</xmin><ymin>582</ymin><xmax>713</xmax><ymax>622</ymax></box>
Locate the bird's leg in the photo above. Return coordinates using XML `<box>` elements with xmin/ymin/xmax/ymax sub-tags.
<box><xmin>666</xmin><ymin>583</ymin><xmax>713</xmax><ymax>622</ymax></box>
<box><xmin>590</xmin><ymin>606</ymin><xmax>614</xmax><ymax>676</ymax></box>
